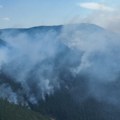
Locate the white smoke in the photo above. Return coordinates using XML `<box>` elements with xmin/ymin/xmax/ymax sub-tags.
<box><xmin>0</xmin><ymin>29</ymin><xmax>62</xmax><ymax>103</ymax></box>
<box><xmin>61</xmin><ymin>24</ymin><xmax>120</xmax><ymax>105</ymax></box>
<box><xmin>0</xmin><ymin>84</ymin><xmax>18</xmax><ymax>104</ymax></box>
<box><xmin>0</xmin><ymin>23</ymin><xmax>120</xmax><ymax>106</ymax></box>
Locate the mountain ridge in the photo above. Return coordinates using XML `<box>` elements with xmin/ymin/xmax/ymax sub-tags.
<box><xmin>0</xmin><ymin>23</ymin><xmax>120</xmax><ymax>120</ymax></box>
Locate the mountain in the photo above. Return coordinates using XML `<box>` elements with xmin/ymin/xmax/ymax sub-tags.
<box><xmin>0</xmin><ymin>23</ymin><xmax>120</xmax><ymax>120</ymax></box>
<box><xmin>0</xmin><ymin>99</ymin><xmax>50</xmax><ymax>120</ymax></box>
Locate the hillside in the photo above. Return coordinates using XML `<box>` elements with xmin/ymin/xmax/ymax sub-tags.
<box><xmin>0</xmin><ymin>99</ymin><xmax>50</xmax><ymax>120</ymax></box>
<box><xmin>0</xmin><ymin>23</ymin><xmax>120</xmax><ymax>120</ymax></box>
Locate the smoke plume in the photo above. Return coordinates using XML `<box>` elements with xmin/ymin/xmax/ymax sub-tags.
<box><xmin>0</xmin><ymin>24</ymin><xmax>120</xmax><ymax>107</ymax></box>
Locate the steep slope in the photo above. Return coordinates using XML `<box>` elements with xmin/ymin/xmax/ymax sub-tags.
<box><xmin>0</xmin><ymin>23</ymin><xmax>120</xmax><ymax>120</ymax></box>
<box><xmin>0</xmin><ymin>99</ymin><xmax>50</xmax><ymax>120</ymax></box>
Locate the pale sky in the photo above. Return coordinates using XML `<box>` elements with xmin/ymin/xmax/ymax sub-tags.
<box><xmin>0</xmin><ymin>0</ymin><xmax>119</xmax><ymax>28</ymax></box>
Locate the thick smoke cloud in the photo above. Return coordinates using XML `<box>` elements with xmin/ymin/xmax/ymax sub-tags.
<box><xmin>0</xmin><ymin>24</ymin><xmax>120</xmax><ymax>107</ymax></box>
<box><xmin>0</xmin><ymin>28</ymin><xmax>82</xmax><ymax>105</ymax></box>
<box><xmin>0</xmin><ymin>29</ymin><xmax>65</xmax><ymax>104</ymax></box>
<box><xmin>61</xmin><ymin>24</ymin><xmax>120</xmax><ymax>104</ymax></box>
<box><xmin>62</xmin><ymin>24</ymin><xmax>120</xmax><ymax>81</ymax></box>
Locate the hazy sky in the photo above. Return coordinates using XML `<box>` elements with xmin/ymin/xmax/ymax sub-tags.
<box><xmin>0</xmin><ymin>0</ymin><xmax>119</xmax><ymax>28</ymax></box>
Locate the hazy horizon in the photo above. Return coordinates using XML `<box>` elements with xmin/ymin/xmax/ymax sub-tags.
<box><xmin>0</xmin><ymin>0</ymin><xmax>119</xmax><ymax>31</ymax></box>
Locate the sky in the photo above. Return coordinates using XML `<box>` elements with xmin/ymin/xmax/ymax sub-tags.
<box><xmin>0</xmin><ymin>0</ymin><xmax>119</xmax><ymax>28</ymax></box>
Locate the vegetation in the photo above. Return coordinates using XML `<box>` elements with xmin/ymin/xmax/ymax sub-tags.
<box><xmin>0</xmin><ymin>99</ymin><xmax>50</xmax><ymax>120</ymax></box>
